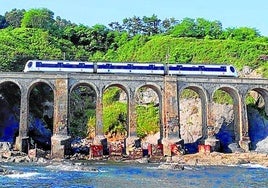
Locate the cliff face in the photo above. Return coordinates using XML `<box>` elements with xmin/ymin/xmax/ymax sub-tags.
<box><xmin>178</xmin><ymin>98</ymin><xmax>268</xmax><ymax>153</ymax></box>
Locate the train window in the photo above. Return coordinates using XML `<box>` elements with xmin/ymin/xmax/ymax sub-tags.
<box><xmin>27</xmin><ymin>61</ymin><xmax>33</xmax><ymax>68</ymax></box>
<box><xmin>230</xmin><ymin>66</ymin><xmax>235</xmax><ymax>73</ymax></box>
<box><xmin>36</xmin><ymin>62</ymin><xmax>42</xmax><ymax>67</ymax></box>
<box><xmin>199</xmin><ymin>66</ymin><xmax>205</xmax><ymax>71</ymax></box>
<box><xmin>79</xmin><ymin>63</ymin><xmax>85</xmax><ymax>67</ymax></box>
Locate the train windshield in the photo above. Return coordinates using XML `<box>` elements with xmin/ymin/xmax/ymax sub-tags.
<box><xmin>230</xmin><ymin>66</ymin><xmax>235</xmax><ymax>73</ymax></box>
<box><xmin>27</xmin><ymin>61</ymin><xmax>33</xmax><ymax>68</ymax></box>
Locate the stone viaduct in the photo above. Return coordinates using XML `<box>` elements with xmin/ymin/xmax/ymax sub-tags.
<box><xmin>1</xmin><ymin>72</ymin><xmax>268</xmax><ymax>158</ymax></box>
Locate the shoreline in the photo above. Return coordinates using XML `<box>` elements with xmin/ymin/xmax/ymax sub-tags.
<box><xmin>1</xmin><ymin>150</ymin><xmax>268</xmax><ymax>168</ymax></box>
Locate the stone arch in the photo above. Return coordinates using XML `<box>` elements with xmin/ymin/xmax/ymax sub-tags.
<box><xmin>70</xmin><ymin>81</ymin><xmax>99</xmax><ymax>97</ymax></box>
<box><xmin>27</xmin><ymin>79</ymin><xmax>55</xmax><ymax>150</ymax></box>
<box><xmin>28</xmin><ymin>79</ymin><xmax>55</xmax><ymax>95</ymax></box>
<box><xmin>135</xmin><ymin>83</ymin><xmax>163</xmax><ymax>140</ymax></box>
<box><xmin>0</xmin><ymin>79</ymin><xmax>23</xmax><ymax>91</ymax></box>
<box><xmin>244</xmin><ymin>87</ymin><xmax>268</xmax><ymax>151</ymax></box>
<box><xmin>247</xmin><ymin>87</ymin><xmax>268</xmax><ymax>115</ymax></box>
<box><xmin>212</xmin><ymin>85</ymin><xmax>240</xmax><ymax>148</ymax></box>
<box><xmin>0</xmin><ymin>80</ymin><xmax>22</xmax><ymax>143</ymax></box>
<box><xmin>69</xmin><ymin>81</ymin><xmax>98</xmax><ymax>139</ymax></box>
<box><xmin>135</xmin><ymin>83</ymin><xmax>162</xmax><ymax>99</ymax></box>
<box><xmin>178</xmin><ymin>84</ymin><xmax>208</xmax><ymax>151</ymax></box>
<box><xmin>102</xmin><ymin>83</ymin><xmax>129</xmax><ymax>142</ymax></box>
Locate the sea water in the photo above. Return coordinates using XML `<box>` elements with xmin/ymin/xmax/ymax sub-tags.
<box><xmin>0</xmin><ymin>162</ymin><xmax>267</xmax><ymax>188</ymax></box>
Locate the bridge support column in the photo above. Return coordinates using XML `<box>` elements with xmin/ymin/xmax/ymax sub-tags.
<box><xmin>125</xmin><ymin>88</ymin><xmax>139</xmax><ymax>155</ymax></box>
<box><xmin>93</xmin><ymin>93</ymin><xmax>106</xmax><ymax>144</ymax></box>
<box><xmin>238</xmin><ymin>94</ymin><xmax>250</xmax><ymax>151</ymax></box>
<box><xmin>15</xmin><ymin>89</ymin><xmax>29</xmax><ymax>153</ymax></box>
<box><xmin>51</xmin><ymin>78</ymin><xmax>71</xmax><ymax>158</ymax></box>
<box><xmin>162</xmin><ymin>76</ymin><xmax>182</xmax><ymax>156</ymax></box>
<box><xmin>205</xmin><ymin>101</ymin><xmax>220</xmax><ymax>152</ymax></box>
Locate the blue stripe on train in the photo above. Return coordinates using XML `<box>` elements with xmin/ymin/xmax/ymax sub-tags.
<box><xmin>36</xmin><ymin>62</ymin><xmax>94</xmax><ymax>69</ymax></box>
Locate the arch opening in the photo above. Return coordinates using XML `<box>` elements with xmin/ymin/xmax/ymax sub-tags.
<box><xmin>0</xmin><ymin>82</ymin><xmax>21</xmax><ymax>144</ymax></box>
<box><xmin>29</xmin><ymin>82</ymin><xmax>53</xmax><ymax>151</ymax></box>
<box><xmin>246</xmin><ymin>89</ymin><xmax>268</xmax><ymax>152</ymax></box>
<box><xmin>212</xmin><ymin>88</ymin><xmax>237</xmax><ymax>153</ymax></box>
<box><xmin>103</xmin><ymin>86</ymin><xmax>127</xmax><ymax>147</ymax></box>
<box><xmin>136</xmin><ymin>86</ymin><xmax>161</xmax><ymax>145</ymax></box>
<box><xmin>179</xmin><ymin>88</ymin><xmax>203</xmax><ymax>153</ymax></box>
<box><xmin>69</xmin><ymin>84</ymin><xmax>97</xmax><ymax>154</ymax></box>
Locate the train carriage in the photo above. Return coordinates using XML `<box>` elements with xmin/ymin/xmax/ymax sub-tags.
<box><xmin>96</xmin><ymin>62</ymin><xmax>165</xmax><ymax>74</ymax></box>
<box><xmin>24</xmin><ymin>60</ymin><xmax>95</xmax><ymax>73</ymax></box>
<box><xmin>168</xmin><ymin>64</ymin><xmax>238</xmax><ymax>77</ymax></box>
<box><xmin>23</xmin><ymin>60</ymin><xmax>238</xmax><ymax>77</ymax></box>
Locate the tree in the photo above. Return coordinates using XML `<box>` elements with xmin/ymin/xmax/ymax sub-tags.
<box><xmin>108</xmin><ymin>21</ymin><xmax>123</xmax><ymax>32</ymax></box>
<box><xmin>0</xmin><ymin>15</ymin><xmax>8</xmax><ymax>29</ymax></box>
<box><xmin>221</xmin><ymin>27</ymin><xmax>260</xmax><ymax>41</ymax></box>
<box><xmin>50</xmin><ymin>16</ymin><xmax>75</xmax><ymax>37</ymax></box>
<box><xmin>169</xmin><ymin>17</ymin><xmax>197</xmax><ymax>37</ymax></box>
<box><xmin>21</xmin><ymin>8</ymin><xmax>55</xmax><ymax>30</ymax></box>
<box><xmin>161</xmin><ymin>17</ymin><xmax>178</xmax><ymax>33</ymax></box>
<box><xmin>5</xmin><ymin>9</ymin><xmax>25</xmax><ymax>28</ymax></box>
<box><xmin>142</xmin><ymin>14</ymin><xmax>161</xmax><ymax>36</ymax></box>
<box><xmin>195</xmin><ymin>18</ymin><xmax>223</xmax><ymax>39</ymax></box>
<box><xmin>87</xmin><ymin>24</ymin><xmax>113</xmax><ymax>53</ymax></box>
<box><xmin>122</xmin><ymin>16</ymin><xmax>143</xmax><ymax>36</ymax></box>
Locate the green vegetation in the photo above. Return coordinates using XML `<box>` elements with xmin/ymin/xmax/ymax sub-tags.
<box><xmin>136</xmin><ymin>104</ymin><xmax>160</xmax><ymax>138</ymax></box>
<box><xmin>1</xmin><ymin>8</ymin><xmax>268</xmax><ymax>138</ymax></box>
<box><xmin>103</xmin><ymin>87</ymin><xmax>127</xmax><ymax>136</ymax></box>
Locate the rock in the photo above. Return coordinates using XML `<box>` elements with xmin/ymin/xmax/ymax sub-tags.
<box><xmin>255</xmin><ymin>137</ymin><xmax>268</xmax><ymax>153</ymax></box>
<box><xmin>236</xmin><ymin>158</ymin><xmax>249</xmax><ymax>165</ymax></box>
<box><xmin>228</xmin><ymin>143</ymin><xmax>244</xmax><ymax>153</ymax></box>
<box><xmin>158</xmin><ymin>162</ymin><xmax>184</xmax><ymax>170</ymax></box>
<box><xmin>0</xmin><ymin>142</ymin><xmax>12</xmax><ymax>151</ymax></box>
<box><xmin>0</xmin><ymin>166</ymin><xmax>21</xmax><ymax>175</ymax></box>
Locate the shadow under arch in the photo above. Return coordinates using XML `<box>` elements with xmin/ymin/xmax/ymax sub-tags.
<box><xmin>0</xmin><ymin>81</ymin><xmax>21</xmax><ymax>143</ymax></box>
<box><xmin>212</xmin><ymin>85</ymin><xmax>240</xmax><ymax>152</ymax></box>
<box><xmin>27</xmin><ymin>79</ymin><xmax>55</xmax><ymax>150</ymax></box>
<box><xmin>246</xmin><ymin>87</ymin><xmax>268</xmax><ymax>151</ymax></box>
<box><xmin>178</xmin><ymin>85</ymin><xmax>208</xmax><ymax>153</ymax></box>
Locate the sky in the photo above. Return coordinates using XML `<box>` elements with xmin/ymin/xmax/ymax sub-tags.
<box><xmin>0</xmin><ymin>0</ymin><xmax>268</xmax><ymax>36</ymax></box>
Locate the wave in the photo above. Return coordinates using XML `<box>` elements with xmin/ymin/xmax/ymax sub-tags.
<box><xmin>240</xmin><ymin>163</ymin><xmax>268</xmax><ymax>169</ymax></box>
<box><xmin>6</xmin><ymin>172</ymin><xmax>40</xmax><ymax>179</ymax></box>
<box><xmin>46</xmin><ymin>163</ymin><xmax>101</xmax><ymax>172</ymax></box>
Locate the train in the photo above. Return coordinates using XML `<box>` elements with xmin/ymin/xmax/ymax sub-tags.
<box><xmin>23</xmin><ymin>60</ymin><xmax>238</xmax><ymax>77</ymax></box>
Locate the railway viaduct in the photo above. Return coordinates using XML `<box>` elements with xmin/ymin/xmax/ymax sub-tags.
<box><xmin>1</xmin><ymin>72</ymin><xmax>268</xmax><ymax>158</ymax></box>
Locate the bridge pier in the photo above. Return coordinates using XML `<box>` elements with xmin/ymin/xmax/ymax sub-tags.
<box><xmin>51</xmin><ymin>135</ymin><xmax>71</xmax><ymax>158</ymax></box>
<box><xmin>125</xmin><ymin>136</ymin><xmax>140</xmax><ymax>155</ymax></box>
<box><xmin>161</xmin><ymin>76</ymin><xmax>183</xmax><ymax>156</ymax></box>
<box><xmin>239</xmin><ymin>138</ymin><xmax>251</xmax><ymax>151</ymax></box>
<box><xmin>51</xmin><ymin>78</ymin><xmax>71</xmax><ymax>158</ymax></box>
<box><xmin>14</xmin><ymin>136</ymin><xmax>29</xmax><ymax>153</ymax></box>
<box><xmin>15</xmin><ymin>88</ymin><xmax>29</xmax><ymax>153</ymax></box>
